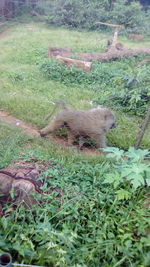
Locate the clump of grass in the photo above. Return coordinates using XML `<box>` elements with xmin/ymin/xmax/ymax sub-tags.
<box><xmin>0</xmin><ymin>122</ymin><xmax>29</xmax><ymax>168</ymax></box>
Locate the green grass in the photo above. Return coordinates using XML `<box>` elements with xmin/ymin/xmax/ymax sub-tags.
<box><xmin>0</xmin><ymin>142</ymin><xmax>150</xmax><ymax>266</ymax></box>
<box><xmin>0</xmin><ymin>22</ymin><xmax>150</xmax><ymax>266</ymax></box>
<box><xmin>0</xmin><ymin>22</ymin><xmax>150</xmax><ymax>149</ymax></box>
<box><xmin>0</xmin><ymin>122</ymin><xmax>29</xmax><ymax>168</ymax></box>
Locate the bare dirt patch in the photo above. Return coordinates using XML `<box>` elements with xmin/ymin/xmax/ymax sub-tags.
<box><xmin>0</xmin><ymin>110</ymin><xmax>39</xmax><ymax>137</ymax></box>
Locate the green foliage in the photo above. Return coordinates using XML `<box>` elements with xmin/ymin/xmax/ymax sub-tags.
<box><xmin>103</xmin><ymin>146</ymin><xmax>150</xmax><ymax>191</ymax></box>
<box><xmin>111</xmin><ymin>65</ymin><xmax>150</xmax><ymax>115</ymax></box>
<box><xmin>40</xmin><ymin>58</ymin><xmax>150</xmax><ymax>115</ymax></box>
<box><xmin>45</xmin><ymin>0</ymin><xmax>109</xmax><ymax>30</ymax></box>
<box><xmin>44</xmin><ymin>0</ymin><xmax>147</xmax><ymax>31</ymax></box>
<box><xmin>109</xmin><ymin>0</ymin><xmax>144</xmax><ymax>29</ymax></box>
<box><xmin>0</xmin><ymin>122</ymin><xmax>29</xmax><ymax>168</ymax></box>
<box><xmin>40</xmin><ymin>59</ymin><xmax>112</xmax><ymax>86</ymax></box>
<box><xmin>0</xmin><ymin>149</ymin><xmax>150</xmax><ymax>266</ymax></box>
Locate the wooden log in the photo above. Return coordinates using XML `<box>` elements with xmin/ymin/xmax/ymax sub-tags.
<box><xmin>76</xmin><ymin>47</ymin><xmax>150</xmax><ymax>62</ymax></box>
<box><xmin>48</xmin><ymin>47</ymin><xmax>73</xmax><ymax>58</ymax></box>
<box><xmin>56</xmin><ymin>55</ymin><xmax>92</xmax><ymax>72</ymax></box>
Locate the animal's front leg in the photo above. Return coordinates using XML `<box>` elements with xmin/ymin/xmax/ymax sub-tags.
<box><xmin>67</xmin><ymin>130</ymin><xmax>76</xmax><ymax>146</ymax></box>
<box><xmin>90</xmin><ymin>133</ymin><xmax>106</xmax><ymax>148</ymax></box>
<box><xmin>39</xmin><ymin>119</ymin><xmax>63</xmax><ymax>137</ymax></box>
<box><xmin>99</xmin><ymin>134</ymin><xmax>106</xmax><ymax>148</ymax></box>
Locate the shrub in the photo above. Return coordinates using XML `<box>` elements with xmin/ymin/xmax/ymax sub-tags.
<box><xmin>109</xmin><ymin>0</ymin><xmax>144</xmax><ymax>29</ymax></box>
<box><xmin>45</xmin><ymin>0</ymin><xmax>109</xmax><ymax>30</ymax></box>
<box><xmin>110</xmin><ymin>65</ymin><xmax>150</xmax><ymax>115</ymax></box>
<box><xmin>44</xmin><ymin>0</ymin><xmax>147</xmax><ymax>31</ymax></box>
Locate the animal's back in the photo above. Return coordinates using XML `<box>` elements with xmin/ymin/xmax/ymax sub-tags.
<box><xmin>56</xmin><ymin>108</ymin><xmax>109</xmax><ymax>135</ymax></box>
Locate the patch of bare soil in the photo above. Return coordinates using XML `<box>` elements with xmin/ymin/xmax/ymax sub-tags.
<box><xmin>0</xmin><ymin>157</ymin><xmax>63</xmax><ymax>215</ymax></box>
<box><xmin>0</xmin><ymin>110</ymin><xmax>102</xmax><ymax>155</ymax></box>
<box><xmin>0</xmin><ymin>110</ymin><xmax>39</xmax><ymax>137</ymax></box>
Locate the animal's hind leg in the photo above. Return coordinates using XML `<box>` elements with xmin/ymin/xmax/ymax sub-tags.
<box><xmin>39</xmin><ymin>119</ymin><xmax>63</xmax><ymax>137</ymax></box>
<box><xmin>79</xmin><ymin>136</ymin><xmax>86</xmax><ymax>150</ymax></box>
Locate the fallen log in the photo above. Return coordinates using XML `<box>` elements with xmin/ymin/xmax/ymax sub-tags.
<box><xmin>48</xmin><ymin>47</ymin><xmax>73</xmax><ymax>58</ymax></box>
<box><xmin>76</xmin><ymin>47</ymin><xmax>150</xmax><ymax>62</ymax></box>
<box><xmin>56</xmin><ymin>55</ymin><xmax>92</xmax><ymax>72</ymax></box>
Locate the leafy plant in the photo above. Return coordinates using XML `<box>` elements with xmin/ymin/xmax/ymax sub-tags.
<box><xmin>103</xmin><ymin>146</ymin><xmax>150</xmax><ymax>191</ymax></box>
<box><xmin>0</xmin><ymin>149</ymin><xmax>150</xmax><ymax>266</ymax></box>
<box><xmin>111</xmin><ymin>66</ymin><xmax>150</xmax><ymax>115</ymax></box>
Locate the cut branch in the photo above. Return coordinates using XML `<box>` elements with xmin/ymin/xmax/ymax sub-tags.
<box><xmin>96</xmin><ymin>22</ymin><xmax>122</xmax><ymax>28</ymax></box>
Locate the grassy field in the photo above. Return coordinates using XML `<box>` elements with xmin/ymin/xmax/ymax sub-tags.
<box><xmin>0</xmin><ymin>22</ymin><xmax>150</xmax><ymax>149</ymax></box>
<box><xmin>0</xmin><ymin>22</ymin><xmax>150</xmax><ymax>266</ymax></box>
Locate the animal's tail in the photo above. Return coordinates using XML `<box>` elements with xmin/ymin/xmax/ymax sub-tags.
<box><xmin>56</xmin><ymin>100</ymin><xmax>68</xmax><ymax>110</ymax></box>
<box><xmin>44</xmin><ymin>100</ymin><xmax>68</xmax><ymax>121</ymax></box>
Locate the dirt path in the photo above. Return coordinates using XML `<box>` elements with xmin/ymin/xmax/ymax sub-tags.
<box><xmin>0</xmin><ymin>110</ymin><xmax>101</xmax><ymax>155</ymax></box>
<box><xmin>0</xmin><ymin>110</ymin><xmax>39</xmax><ymax>137</ymax></box>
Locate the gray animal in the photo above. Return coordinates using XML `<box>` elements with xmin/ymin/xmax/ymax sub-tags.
<box><xmin>40</xmin><ymin>101</ymin><xmax>116</xmax><ymax>149</ymax></box>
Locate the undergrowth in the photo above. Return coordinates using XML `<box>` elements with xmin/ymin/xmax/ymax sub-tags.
<box><xmin>0</xmin><ymin>148</ymin><xmax>150</xmax><ymax>266</ymax></box>
<box><xmin>40</xmin><ymin>57</ymin><xmax>150</xmax><ymax>116</ymax></box>
<box><xmin>0</xmin><ymin>122</ymin><xmax>29</xmax><ymax>168</ymax></box>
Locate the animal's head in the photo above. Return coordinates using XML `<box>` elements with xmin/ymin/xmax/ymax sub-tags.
<box><xmin>103</xmin><ymin>109</ymin><xmax>116</xmax><ymax>131</ymax></box>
